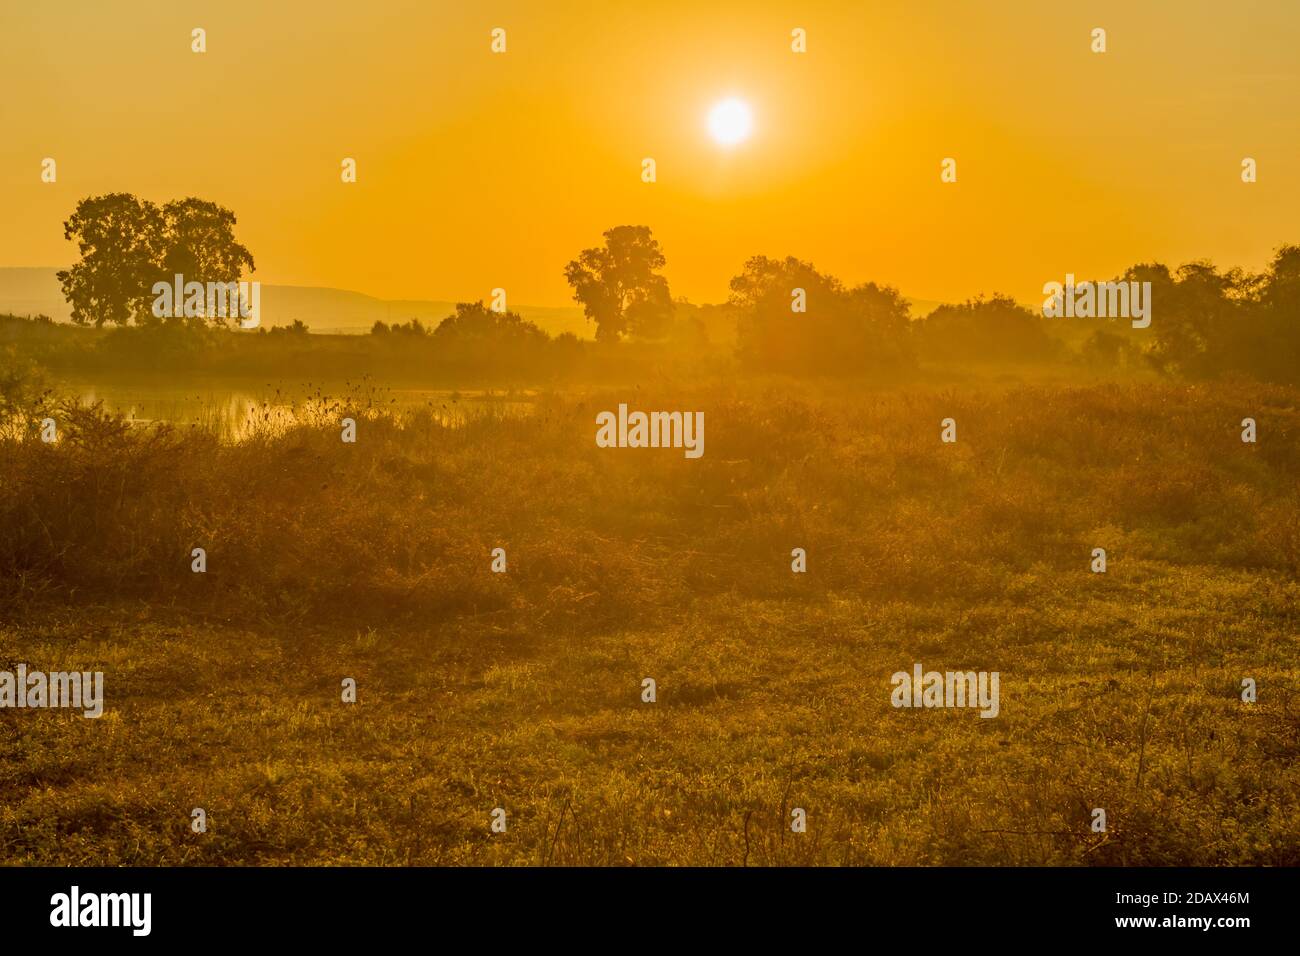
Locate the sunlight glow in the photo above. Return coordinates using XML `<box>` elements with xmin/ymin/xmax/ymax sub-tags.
<box><xmin>707</xmin><ymin>97</ymin><xmax>753</xmax><ymax>146</ymax></box>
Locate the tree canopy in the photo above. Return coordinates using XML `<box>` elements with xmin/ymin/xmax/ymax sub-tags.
<box><xmin>730</xmin><ymin>255</ymin><xmax>914</xmax><ymax>375</ymax></box>
<box><xmin>57</xmin><ymin>193</ymin><xmax>254</xmax><ymax>327</ymax></box>
<box><xmin>913</xmin><ymin>294</ymin><xmax>1060</xmax><ymax>364</ymax></box>
<box><xmin>564</xmin><ymin>225</ymin><xmax>673</xmax><ymax>341</ymax></box>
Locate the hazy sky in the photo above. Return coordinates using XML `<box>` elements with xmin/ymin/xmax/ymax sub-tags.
<box><xmin>2</xmin><ymin>0</ymin><xmax>1298</xmax><ymax>307</ymax></box>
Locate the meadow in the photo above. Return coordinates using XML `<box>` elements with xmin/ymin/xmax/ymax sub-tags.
<box><xmin>2</xmin><ymin>374</ymin><xmax>1297</xmax><ymax>865</ymax></box>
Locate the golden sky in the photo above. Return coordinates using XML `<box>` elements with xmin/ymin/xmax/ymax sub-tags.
<box><xmin>2</xmin><ymin>0</ymin><xmax>1298</xmax><ymax>307</ymax></box>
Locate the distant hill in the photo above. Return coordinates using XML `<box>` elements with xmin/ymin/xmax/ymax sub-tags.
<box><xmin>0</xmin><ymin>267</ymin><xmax>595</xmax><ymax>339</ymax></box>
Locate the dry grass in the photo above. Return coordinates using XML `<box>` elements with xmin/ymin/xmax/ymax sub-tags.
<box><xmin>1</xmin><ymin>380</ymin><xmax>1298</xmax><ymax>864</ymax></box>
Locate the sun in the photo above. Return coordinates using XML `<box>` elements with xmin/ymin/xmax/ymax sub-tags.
<box><xmin>707</xmin><ymin>97</ymin><xmax>753</xmax><ymax>147</ymax></box>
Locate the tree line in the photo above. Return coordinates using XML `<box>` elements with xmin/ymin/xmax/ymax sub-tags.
<box><xmin>53</xmin><ymin>194</ymin><xmax>1300</xmax><ymax>383</ymax></box>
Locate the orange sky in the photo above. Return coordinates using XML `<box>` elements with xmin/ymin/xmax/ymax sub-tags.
<box><xmin>2</xmin><ymin>0</ymin><xmax>1298</xmax><ymax>307</ymax></box>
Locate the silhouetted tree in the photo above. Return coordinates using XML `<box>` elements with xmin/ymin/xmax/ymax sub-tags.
<box><xmin>1263</xmin><ymin>244</ymin><xmax>1300</xmax><ymax>312</ymax></box>
<box><xmin>57</xmin><ymin>194</ymin><xmax>166</xmax><ymax>326</ymax></box>
<box><xmin>58</xmin><ymin>193</ymin><xmax>255</xmax><ymax>328</ymax></box>
<box><xmin>433</xmin><ymin>301</ymin><xmax>547</xmax><ymax>346</ymax></box>
<box><xmin>1134</xmin><ymin>261</ymin><xmax>1257</xmax><ymax>379</ymax></box>
<box><xmin>393</xmin><ymin>318</ymin><xmax>429</xmax><ymax>336</ymax></box>
<box><xmin>914</xmin><ymin>294</ymin><xmax>1060</xmax><ymax>364</ymax></box>
<box><xmin>159</xmin><ymin>198</ymin><xmax>255</xmax><ymax>305</ymax></box>
<box><xmin>1254</xmin><ymin>245</ymin><xmax>1300</xmax><ymax>381</ymax></box>
<box><xmin>730</xmin><ymin>255</ymin><xmax>913</xmax><ymax>375</ymax></box>
<box><xmin>269</xmin><ymin>319</ymin><xmax>309</xmax><ymax>336</ymax></box>
<box><xmin>564</xmin><ymin>226</ymin><xmax>672</xmax><ymax>341</ymax></box>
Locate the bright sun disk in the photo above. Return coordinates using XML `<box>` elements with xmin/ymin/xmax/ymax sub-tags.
<box><xmin>707</xmin><ymin>97</ymin><xmax>753</xmax><ymax>146</ymax></box>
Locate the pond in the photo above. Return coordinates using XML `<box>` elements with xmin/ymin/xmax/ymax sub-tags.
<box><xmin>61</xmin><ymin>379</ymin><xmax>536</xmax><ymax>438</ymax></box>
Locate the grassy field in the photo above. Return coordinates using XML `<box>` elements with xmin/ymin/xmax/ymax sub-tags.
<box><xmin>2</xmin><ymin>381</ymin><xmax>1298</xmax><ymax>865</ymax></box>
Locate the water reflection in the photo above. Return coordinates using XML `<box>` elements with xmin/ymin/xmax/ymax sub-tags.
<box><xmin>69</xmin><ymin>381</ymin><xmax>534</xmax><ymax>439</ymax></box>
